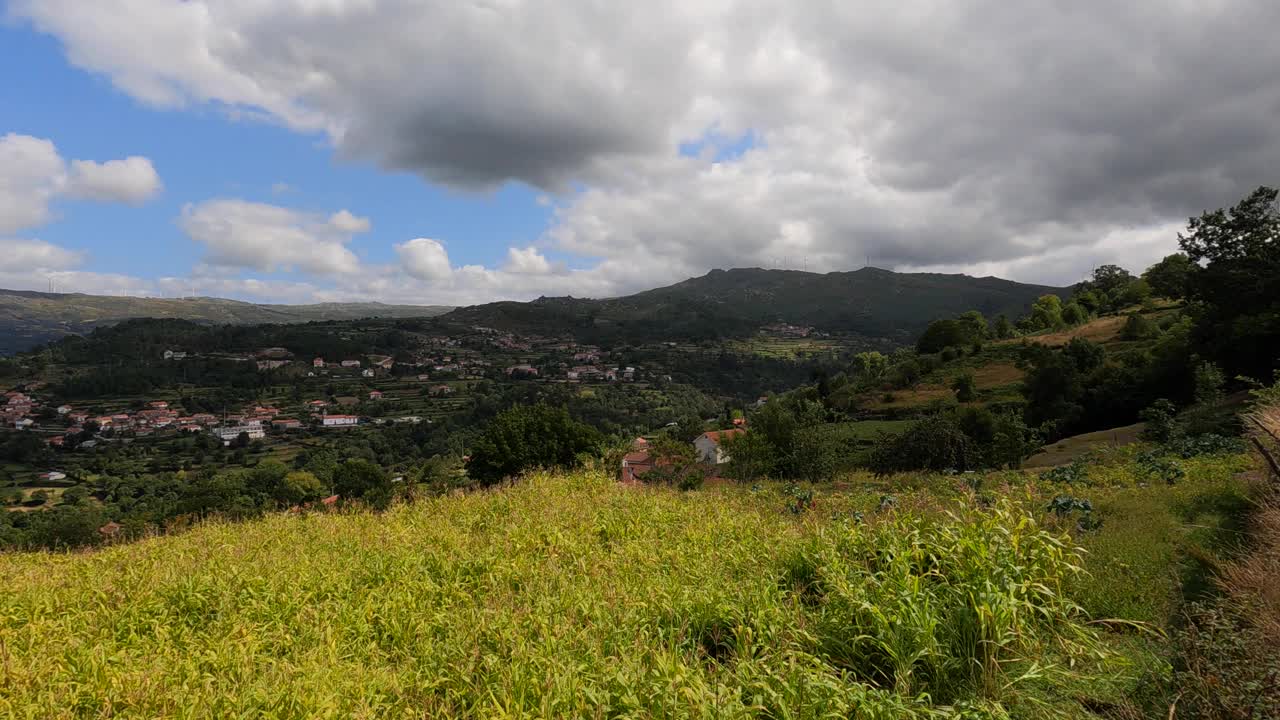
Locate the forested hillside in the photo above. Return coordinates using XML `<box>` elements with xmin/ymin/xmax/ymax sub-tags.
<box><xmin>441</xmin><ymin>267</ymin><xmax>1065</xmax><ymax>344</ymax></box>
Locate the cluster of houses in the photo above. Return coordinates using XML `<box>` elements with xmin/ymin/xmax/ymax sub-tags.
<box><xmin>619</xmin><ymin>424</ymin><xmax>747</xmax><ymax>482</ymax></box>
<box><xmin>3</xmin><ymin>390</ymin><xmax>37</xmax><ymax>430</ymax></box>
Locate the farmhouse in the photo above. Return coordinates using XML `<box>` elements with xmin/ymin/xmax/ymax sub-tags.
<box><xmin>313</xmin><ymin>357</ymin><xmax>326</xmax><ymax>368</ymax></box>
<box><xmin>271</xmin><ymin>418</ymin><xmax>303</xmax><ymax>430</ymax></box>
<box><xmin>341</xmin><ymin>360</ymin><xmax>361</xmax><ymax>368</ymax></box>
<box><xmin>694</xmin><ymin>429</ymin><xmax>745</xmax><ymax>465</ymax></box>
<box><xmin>321</xmin><ymin>414</ymin><xmax>359</xmax><ymax>427</ymax></box>
<box><xmin>368</xmin><ymin>390</ymin><xmax>384</xmax><ymax>400</ymax></box>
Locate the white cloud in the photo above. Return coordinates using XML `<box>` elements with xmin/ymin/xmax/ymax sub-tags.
<box><xmin>66</xmin><ymin>156</ymin><xmax>161</xmax><ymax>203</ymax></box>
<box><xmin>327</xmin><ymin>209</ymin><xmax>370</xmax><ymax>234</ymax></box>
<box><xmin>180</xmin><ymin>199</ymin><xmax>366</xmax><ymax>275</ymax></box>
<box><xmin>396</xmin><ymin>238</ymin><xmax>453</xmax><ymax>282</ymax></box>
<box><xmin>503</xmin><ymin>247</ymin><xmax>554</xmax><ymax>275</ymax></box>
<box><xmin>0</xmin><ymin>133</ymin><xmax>66</xmax><ymax>234</ymax></box>
<box><xmin>14</xmin><ymin>1</ymin><xmax>1280</xmax><ymax>294</ymax></box>
<box><xmin>0</xmin><ymin>132</ymin><xmax>163</xmax><ymax>234</ymax></box>
<box><xmin>0</xmin><ymin>238</ymin><xmax>84</xmax><ymax>273</ymax></box>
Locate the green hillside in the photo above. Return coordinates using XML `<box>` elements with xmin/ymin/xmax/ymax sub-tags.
<box><xmin>0</xmin><ymin>289</ymin><xmax>451</xmax><ymax>354</ymax></box>
<box><xmin>441</xmin><ymin>267</ymin><xmax>1065</xmax><ymax>344</ymax></box>
<box><xmin>1</xmin><ymin>459</ymin><xmax>1261</xmax><ymax>718</ymax></box>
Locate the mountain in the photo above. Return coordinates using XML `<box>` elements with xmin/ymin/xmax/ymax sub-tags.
<box><xmin>440</xmin><ymin>267</ymin><xmax>1065</xmax><ymax>344</ymax></box>
<box><xmin>0</xmin><ymin>289</ymin><xmax>451</xmax><ymax>354</ymax></box>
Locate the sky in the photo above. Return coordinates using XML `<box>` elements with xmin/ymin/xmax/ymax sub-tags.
<box><xmin>2</xmin><ymin>1</ymin><xmax>1278</xmax><ymax>307</ymax></box>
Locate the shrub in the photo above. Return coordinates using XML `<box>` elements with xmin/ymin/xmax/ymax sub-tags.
<box><xmin>951</xmin><ymin>372</ymin><xmax>977</xmax><ymax>403</ymax></box>
<box><xmin>1173</xmin><ymin>603</ymin><xmax>1280</xmax><ymax>720</ymax></box>
<box><xmin>1120</xmin><ymin>313</ymin><xmax>1157</xmax><ymax>341</ymax></box>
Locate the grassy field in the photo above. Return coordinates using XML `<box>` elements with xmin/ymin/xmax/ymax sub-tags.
<box><xmin>1023</xmin><ymin>423</ymin><xmax>1146</xmax><ymax>469</ymax></box>
<box><xmin>0</xmin><ymin>449</ymin><xmax>1261</xmax><ymax>719</ymax></box>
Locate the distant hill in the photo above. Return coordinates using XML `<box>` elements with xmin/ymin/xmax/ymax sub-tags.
<box><xmin>0</xmin><ymin>289</ymin><xmax>451</xmax><ymax>354</ymax></box>
<box><xmin>441</xmin><ymin>267</ymin><xmax>1065</xmax><ymax>344</ymax></box>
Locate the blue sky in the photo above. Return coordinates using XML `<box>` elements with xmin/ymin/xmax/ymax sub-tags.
<box><xmin>0</xmin><ymin>23</ymin><xmax>556</xmax><ymax>290</ymax></box>
<box><xmin>1</xmin><ymin>2</ymin><xmax>1268</xmax><ymax>305</ymax></box>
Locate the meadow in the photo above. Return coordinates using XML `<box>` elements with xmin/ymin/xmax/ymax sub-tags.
<box><xmin>0</xmin><ymin>446</ymin><xmax>1259</xmax><ymax>719</ymax></box>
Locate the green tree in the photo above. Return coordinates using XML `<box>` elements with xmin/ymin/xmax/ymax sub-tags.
<box><xmin>956</xmin><ymin>311</ymin><xmax>989</xmax><ymax>341</ymax></box>
<box><xmin>279</xmin><ymin>470</ymin><xmax>327</xmax><ymax>506</ymax></box>
<box><xmin>466</xmin><ymin>404</ymin><xmax>602</xmax><ymax>486</ymax></box>
<box><xmin>1179</xmin><ymin>186</ymin><xmax>1280</xmax><ymax>377</ymax></box>
<box><xmin>993</xmin><ymin>314</ymin><xmax>1015</xmax><ymax>339</ymax></box>
<box><xmin>333</xmin><ymin>459</ymin><xmax>394</xmax><ymax>509</ymax></box>
<box><xmin>915</xmin><ymin>319</ymin><xmax>969</xmax><ymax>354</ymax></box>
<box><xmin>1117</xmin><ymin>279</ymin><xmax>1152</xmax><ymax>308</ymax></box>
<box><xmin>849</xmin><ymin>351</ymin><xmax>888</xmax><ymax>382</ymax></box>
<box><xmin>951</xmin><ymin>372</ymin><xmax>977</xmax><ymax>403</ymax></box>
<box><xmin>1142</xmin><ymin>253</ymin><xmax>1193</xmax><ymax>299</ymax></box>
<box><xmin>721</xmin><ymin>431</ymin><xmax>778</xmax><ymax>483</ymax></box>
<box><xmin>1089</xmin><ymin>264</ymin><xmax>1136</xmax><ymax>298</ymax></box>
<box><xmin>1025</xmin><ymin>295</ymin><xmax>1064</xmax><ymax>331</ymax></box>
<box><xmin>869</xmin><ymin>415</ymin><xmax>973</xmax><ymax>475</ymax></box>
<box><xmin>1192</xmin><ymin>361</ymin><xmax>1225</xmax><ymax>406</ymax></box>
<box><xmin>1061</xmin><ymin>302</ymin><xmax>1088</xmax><ymax>326</ymax></box>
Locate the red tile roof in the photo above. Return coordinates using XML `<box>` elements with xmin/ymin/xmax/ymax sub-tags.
<box><xmin>699</xmin><ymin>429</ymin><xmax>746</xmax><ymax>445</ymax></box>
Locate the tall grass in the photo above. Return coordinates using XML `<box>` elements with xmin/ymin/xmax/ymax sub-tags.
<box><xmin>1</xmin><ymin>471</ymin><xmax>1117</xmax><ymax>719</ymax></box>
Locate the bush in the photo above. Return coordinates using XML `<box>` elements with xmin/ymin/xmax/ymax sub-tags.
<box><xmin>1120</xmin><ymin>313</ymin><xmax>1157</xmax><ymax>341</ymax></box>
<box><xmin>1173</xmin><ymin>603</ymin><xmax>1280</xmax><ymax>720</ymax></box>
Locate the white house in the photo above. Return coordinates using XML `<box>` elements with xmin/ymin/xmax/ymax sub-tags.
<box><xmin>693</xmin><ymin>429</ymin><xmax>745</xmax><ymax>465</ymax></box>
<box><xmin>321</xmin><ymin>414</ymin><xmax>359</xmax><ymax>427</ymax></box>
<box><xmin>211</xmin><ymin>425</ymin><xmax>266</xmax><ymax>443</ymax></box>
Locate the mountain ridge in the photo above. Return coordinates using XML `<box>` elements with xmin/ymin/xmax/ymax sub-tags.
<box><xmin>0</xmin><ymin>290</ymin><xmax>452</xmax><ymax>354</ymax></box>
<box><xmin>440</xmin><ymin>266</ymin><xmax>1066</xmax><ymax>343</ymax></box>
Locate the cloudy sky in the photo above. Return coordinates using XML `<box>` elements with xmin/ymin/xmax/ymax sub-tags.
<box><xmin>2</xmin><ymin>1</ymin><xmax>1277</xmax><ymax>306</ymax></box>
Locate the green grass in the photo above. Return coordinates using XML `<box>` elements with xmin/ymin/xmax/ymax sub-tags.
<box><xmin>0</xmin><ymin>455</ymin><xmax>1259</xmax><ymax>718</ymax></box>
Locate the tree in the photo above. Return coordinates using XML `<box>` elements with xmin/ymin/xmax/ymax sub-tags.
<box><xmin>1142</xmin><ymin>253</ymin><xmax>1193</xmax><ymax>300</ymax></box>
<box><xmin>1089</xmin><ymin>264</ymin><xmax>1136</xmax><ymax>298</ymax></box>
<box><xmin>849</xmin><ymin>351</ymin><xmax>888</xmax><ymax>382</ymax></box>
<box><xmin>916</xmin><ymin>319</ymin><xmax>969</xmax><ymax>354</ymax></box>
<box><xmin>869</xmin><ymin>415</ymin><xmax>973</xmax><ymax>475</ymax></box>
<box><xmin>1179</xmin><ymin>186</ymin><xmax>1280</xmax><ymax>377</ymax></box>
<box><xmin>1117</xmin><ymin>279</ymin><xmax>1152</xmax><ymax>308</ymax></box>
<box><xmin>333</xmin><ymin>458</ymin><xmax>394</xmax><ymax>509</ymax></box>
<box><xmin>721</xmin><ymin>432</ymin><xmax>778</xmax><ymax>483</ymax></box>
<box><xmin>993</xmin><ymin>314</ymin><xmax>1015</xmax><ymax>339</ymax></box>
<box><xmin>1061</xmin><ymin>302</ymin><xmax>1088</xmax><ymax>326</ymax></box>
<box><xmin>466</xmin><ymin>404</ymin><xmax>602</xmax><ymax>486</ymax></box>
<box><xmin>1192</xmin><ymin>361</ymin><xmax>1225</xmax><ymax>406</ymax></box>
<box><xmin>278</xmin><ymin>470</ymin><xmax>327</xmax><ymax>506</ymax></box>
<box><xmin>951</xmin><ymin>372</ymin><xmax>977</xmax><ymax>403</ymax></box>
<box><xmin>1025</xmin><ymin>295</ymin><xmax>1064</xmax><ymax>331</ymax></box>
<box><xmin>956</xmin><ymin>311</ymin><xmax>989</xmax><ymax>341</ymax></box>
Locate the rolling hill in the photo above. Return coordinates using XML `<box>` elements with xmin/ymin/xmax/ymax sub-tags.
<box><xmin>0</xmin><ymin>289</ymin><xmax>451</xmax><ymax>354</ymax></box>
<box><xmin>441</xmin><ymin>267</ymin><xmax>1066</xmax><ymax>344</ymax></box>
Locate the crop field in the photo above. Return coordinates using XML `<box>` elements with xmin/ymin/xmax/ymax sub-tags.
<box><xmin>0</xmin><ymin>449</ymin><xmax>1258</xmax><ymax>719</ymax></box>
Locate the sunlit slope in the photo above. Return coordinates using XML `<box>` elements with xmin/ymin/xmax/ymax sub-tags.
<box><xmin>2</xmin><ymin>471</ymin><xmax>1138</xmax><ymax>719</ymax></box>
